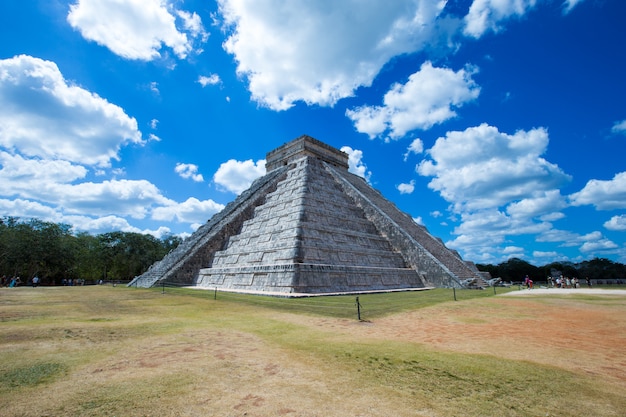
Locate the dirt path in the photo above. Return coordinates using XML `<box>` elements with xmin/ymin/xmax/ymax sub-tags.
<box><xmin>283</xmin><ymin>290</ymin><xmax>626</xmax><ymax>385</ymax></box>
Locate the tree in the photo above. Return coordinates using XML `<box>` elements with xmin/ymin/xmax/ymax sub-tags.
<box><xmin>0</xmin><ymin>217</ymin><xmax>181</xmax><ymax>284</ymax></box>
<box><xmin>577</xmin><ymin>258</ymin><xmax>626</xmax><ymax>281</ymax></box>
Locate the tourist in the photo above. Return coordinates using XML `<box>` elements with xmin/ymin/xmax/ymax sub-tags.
<box><xmin>524</xmin><ymin>275</ymin><xmax>532</xmax><ymax>290</ymax></box>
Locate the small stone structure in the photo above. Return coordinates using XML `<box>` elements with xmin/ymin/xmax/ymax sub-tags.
<box><xmin>129</xmin><ymin>135</ymin><xmax>484</xmax><ymax>295</ymax></box>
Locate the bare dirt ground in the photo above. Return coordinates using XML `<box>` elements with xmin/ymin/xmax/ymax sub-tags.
<box><xmin>282</xmin><ymin>289</ymin><xmax>626</xmax><ymax>386</ymax></box>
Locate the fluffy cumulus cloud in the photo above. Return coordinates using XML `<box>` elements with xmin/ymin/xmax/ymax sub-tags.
<box><xmin>67</xmin><ymin>0</ymin><xmax>207</xmax><ymax>61</ymax></box>
<box><xmin>0</xmin><ymin>198</ymin><xmax>61</xmax><ymax>222</ymax></box>
<box><xmin>464</xmin><ymin>0</ymin><xmax>539</xmax><ymax>38</ymax></box>
<box><xmin>213</xmin><ymin>159</ymin><xmax>266</xmax><ymax>194</ymax></box>
<box><xmin>175</xmin><ymin>163</ymin><xmax>204</xmax><ymax>182</ymax></box>
<box><xmin>340</xmin><ymin>146</ymin><xmax>372</xmax><ymax>182</ymax></box>
<box><xmin>397</xmin><ymin>180</ymin><xmax>415</xmax><ymax>194</ymax></box>
<box><xmin>347</xmin><ymin>62</ymin><xmax>480</xmax><ymax>140</ymax></box>
<box><xmin>463</xmin><ymin>0</ymin><xmax>587</xmax><ymax>37</ymax></box>
<box><xmin>0</xmin><ymin>54</ymin><xmax>223</xmax><ymax>237</ymax></box>
<box><xmin>416</xmin><ymin>124</ymin><xmax>574</xmax><ymax>262</ymax></box>
<box><xmin>417</xmin><ymin>123</ymin><xmax>570</xmax><ymax>211</ymax></box>
<box><xmin>218</xmin><ymin>0</ymin><xmax>447</xmax><ymax>110</ymax></box>
<box><xmin>604</xmin><ymin>215</ymin><xmax>626</xmax><ymax>231</ymax></box>
<box><xmin>404</xmin><ymin>138</ymin><xmax>424</xmax><ymax>161</ymax></box>
<box><xmin>580</xmin><ymin>237</ymin><xmax>619</xmax><ymax>253</ymax></box>
<box><xmin>569</xmin><ymin>172</ymin><xmax>626</xmax><ymax>210</ymax></box>
<box><xmin>198</xmin><ymin>74</ymin><xmax>221</xmax><ymax>87</ymax></box>
<box><xmin>0</xmin><ymin>55</ymin><xmax>143</xmax><ymax>166</ymax></box>
<box><xmin>152</xmin><ymin>197</ymin><xmax>224</xmax><ymax>224</ymax></box>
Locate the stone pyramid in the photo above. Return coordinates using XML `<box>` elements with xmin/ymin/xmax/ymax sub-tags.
<box><xmin>129</xmin><ymin>135</ymin><xmax>483</xmax><ymax>295</ymax></box>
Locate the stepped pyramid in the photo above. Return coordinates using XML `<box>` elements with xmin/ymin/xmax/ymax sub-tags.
<box><xmin>129</xmin><ymin>136</ymin><xmax>484</xmax><ymax>295</ymax></box>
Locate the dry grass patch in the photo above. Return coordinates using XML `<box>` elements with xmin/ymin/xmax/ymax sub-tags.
<box><xmin>1</xmin><ymin>286</ymin><xmax>625</xmax><ymax>416</ymax></box>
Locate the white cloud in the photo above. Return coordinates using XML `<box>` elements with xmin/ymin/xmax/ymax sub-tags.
<box><xmin>540</xmin><ymin>212</ymin><xmax>565</xmax><ymax>222</ymax></box>
<box><xmin>562</xmin><ymin>0</ymin><xmax>586</xmax><ymax>14</ymax></box>
<box><xmin>0</xmin><ymin>152</ymin><xmax>88</xmax><ymax>194</ymax></box>
<box><xmin>67</xmin><ymin>0</ymin><xmax>206</xmax><ymax>61</ymax></box>
<box><xmin>463</xmin><ymin>0</ymin><xmax>539</xmax><ymax>38</ymax></box>
<box><xmin>536</xmin><ymin>228</ymin><xmax>582</xmax><ymax>245</ymax></box>
<box><xmin>397</xmin><ymin>180</ymin><xmax>415</xmax><ymax>195</ymax></box>
<box><xmin>65</xmin><ymin>214</ymin><xmax>139</xmax><ymax>233</ymax></box>
<box><xmin>604</xmin><ymin>215</ymin><xmax>626</xmax><ymax>231</ymax></box>
<box><xmin>177</xmin><ymin>10</ymin><xmax>209</xmax><ymax>42</ymax></box>
<box><xmin>404</xmin><ymin>138</ymin><xmax>424</xmax><ymax>161</ymax></box>
<box><xmin>218</xmin><ymin>0</ymin><xmax>447</xmax><ymax>110</ymax></box>
<box><xmin>580</xmin><ymin>237</ymin><xmax>618</xmax><ymax>253</ymax></box>
<box><xmin>340</xmin><ymin>146</ymin><xmax>371</xmax><ymax>181</ymax></box>
<box><xmin>346</xmin><ymin>62</ymin><xmax>480</xmax><ymax>140</ymax></box>
<box><xmin>533</xmin><ymin>250</ymin><xmax>559</xmax><ymax>259</ymax></box>
<box><xmin>0</xmin><ymin>198</ymin><xmax>61</xmax><ymax>221</ymax></box>
<box><xmin>537</xmin><ymin>229</ymin><xmax>620</xmax><ymax>259</ymax></box>
<box><xmin>198</xmin><ymin>74</ymin><xmax>221</xmax><ymax>87</ymax></box>
<box><xmin>611</xmin><ymin>119</ymin><xmax>626</xmax><ymax>135</ymax></box>
<box><xmin>175</xmin><ymin>163</ymin><xmax>204</xmax><ymax>182</ymax></box>
<box><xmin>416</xmin><ymin>123</ymin><xmax>576</xmax><ymax>263</ymax></box>
<box><xmin>503</xmin><ymin>245</ymin><xmax>525</xmax><ymax>257</ymax></box>
<box><xmin>0</xmin><ymin>56</ymin><xmax>224</xmax><ymax>238</ymax></box>
<box><xmin>54</xmin><ymin>179</ymin><xmax>172</xmax><ymax>219</ymax></box>
<box><xmin>0</xmin><ymin>55</ymin><xmax>143</xmax><ymax>167</ymax></box>
<box><xmin>506</xmin><ymin>190</ymin><xmax>567</xmax><ymax>219</ymax></box>
<box><xmin>417</xmin><ymin>123</ymin><xmax>570</xmax><ymax>212</ymax></box>
<box><xmin>0</xmin><ymin>153</ymin><xmax>171</xmax><ymax>220</ymax></box>
<box><xmin>0</xmin><ymin>200</ymin><xmax>174</xmax><ymax>238</ymax></box>
<box><xmin>149</xmin><ymin>81</ymin><xmax>160</xmax><ymax>95</ymax></box>
<box><xmin>569</xmin><ymin>172</ymin><xmax>626</xmax><ymax>210</ymax></box>
<box><xmin>213</xmin><ymin>159</ymin><xmax>266</xmax><ymax>194</ymax></box>
<box><xmin>152</xmin><ymin>197</ymin><xmax>224</xmax><ymax>224</ymax></box>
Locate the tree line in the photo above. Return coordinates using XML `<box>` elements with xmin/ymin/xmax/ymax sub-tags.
<box><xmin>0</xmin><ymin>217</ymin><xmax>181</xmax><ymax>285</ymax></box>
<box><xmin>477</xmin><ymin>257</ymin><xmax>626</xmax><ymax>284</ymax></box>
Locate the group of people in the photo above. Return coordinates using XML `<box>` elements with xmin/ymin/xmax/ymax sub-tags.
<box><xmin>553</xmin><ymin>275</ymin><xmax>579</xmax><ymax>288</ymax></box>
<box><xmin>524</xmin><ymin>274</ymin><xmax>593</xmax><ymax>289</ymax></box>
<box><xmin>61</xmin><ymin>278</ymin><xmax>86</xmax><ymax>286</ymax></box>
<box><xmin>1</xmin><ymin>275</ymin><xmax>21</xmax><ymax>287</ymax></box>
<box><xmin>546</xmin><ymin>275</ymin><xmax>592</xmax><ymax>288</ymax></box>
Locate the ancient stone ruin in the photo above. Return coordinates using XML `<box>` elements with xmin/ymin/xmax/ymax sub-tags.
<box><xmin>129</xmin><ymin>135</ymin><xmax>484</xmax><ymax>295</ymax></box>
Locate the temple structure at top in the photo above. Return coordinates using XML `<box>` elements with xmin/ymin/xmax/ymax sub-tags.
<box><xmin>129</xmin><ymin>135</ymin><xmax>485</xmax><ymax>295</ymax></box>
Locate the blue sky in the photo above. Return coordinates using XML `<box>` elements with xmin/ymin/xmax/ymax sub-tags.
<box><xmin>1</xmin><ymin>0</ymin><xmax>625</xmax><ymax>266</ymax></box>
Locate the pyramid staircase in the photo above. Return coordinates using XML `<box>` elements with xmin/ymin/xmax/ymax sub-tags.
<box><xmin>327</xmin><ymin>165</ymin><xmax>487</xmax><ymax>288</ymax></box>
<box><xmin>128</xmin><ymin>166</ymin><xmax>289</xmax><ymax>288</ymax></box>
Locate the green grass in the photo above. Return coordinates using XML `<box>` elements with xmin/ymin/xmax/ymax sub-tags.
<box><xmin>154</xmin><ymin>285</ymin><xmax>515</xmax><ymax>319</ymax></box>
<box><xmin>0</xmin><ymin>362</ymin><xmax>68</xmax><ymax>391</ymax></box>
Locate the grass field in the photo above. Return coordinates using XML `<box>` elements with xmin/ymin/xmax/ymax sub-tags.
<box><xmin>1</xmin><ymin>285</ymin><xmax>625</xmax><ymax>416</ymax></box>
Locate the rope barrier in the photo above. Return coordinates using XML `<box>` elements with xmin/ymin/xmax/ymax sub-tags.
<box><xmin>146</xmin><ymin>284</ymin><xmax>500</xmax><ymax>320</ymax></box>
